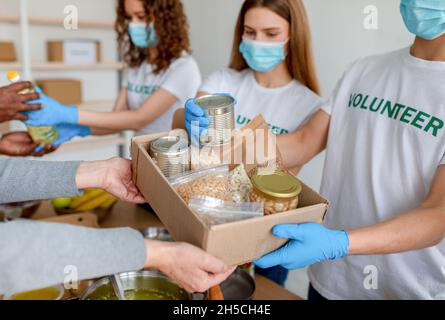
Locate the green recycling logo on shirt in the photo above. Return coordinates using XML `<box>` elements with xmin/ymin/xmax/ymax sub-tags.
<box><xmin>127</xmin><ymin>82</ymin><xmax>160</xmax><ymax>96</ymax></box>
<box><xmin>236</xmin><ymin>114</ymin><xmax>289</xmax><ymax>135</ymax></box>
<box><xmin>348</xmin><ymin>93</ymin><xmax>444</xmax><ymax>138</ymax></box>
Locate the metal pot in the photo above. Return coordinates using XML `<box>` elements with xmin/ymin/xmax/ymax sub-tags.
<box><xmin>220</xmin><ymin>268</ymin><xmax>256</xmax><ymax>300</ymax></box>
<box><xmin>80</xmin><ymin>270</ymin><xmax>195</xmax><ymax>300</ymax></box>
<box><xmin>140</xmin><ymin>227</ymin><xmax>172</xmax><ymax>242</ymax></box>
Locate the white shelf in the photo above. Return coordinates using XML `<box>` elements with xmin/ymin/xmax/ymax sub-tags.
<box><xmin>0</xmin><ymin>15</ymin><xmax>114</xmax><ymax>30</ymax></box>
<box><xmin>0</xmin><ymin>62</ymin><xmax>123</xmax><ymax>71</ymax></box>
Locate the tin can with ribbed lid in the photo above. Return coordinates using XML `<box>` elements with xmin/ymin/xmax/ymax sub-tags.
<box><xmin>194</xmin><ymin>94</ymin><xmax>235</xmax><ymax>146</ymax></box>
<box><xmin>149</xmin><ymin>136</ymin><xmax>190</xmax><ymax>177</ymax></box>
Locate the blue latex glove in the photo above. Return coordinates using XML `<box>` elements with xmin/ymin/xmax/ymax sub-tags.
<box><xmin>185</xmin><ymin>98</ymin><xmax>210</xmax><ymax>146</ymax></box>
<box><xmin>24</xmin><ymin>86</ymin><xmax>79</xmax><ymax>126</ymax></box>
<box><xmin>254</xmin><ymin>223</ymin><xmax>349</xmax><ymax>270</ymax></box>
<box><xmin>185</xmin><ymin>93</ymin><xmax>236</xmax><ymax>145</ymax></box>
<box><xmin>34</xmin><ymin>124</ymin><xmax>90</xmax><ymax>152</ymax></box>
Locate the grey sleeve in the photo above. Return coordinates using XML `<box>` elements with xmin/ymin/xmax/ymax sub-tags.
<box><xmin>0</xmin><ymin>220</ymin><xmax>146</xmax><ymax>296</ymax></box>
<box><xmin>0</xmin><ymin>158</ymin><xmax>82</xmax><ymax>203</ymax></box>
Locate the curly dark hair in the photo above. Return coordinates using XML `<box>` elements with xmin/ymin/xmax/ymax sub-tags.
<box><xmin>115</xmin><ymin>0</ymin><xmax>191</xmax><ymax>74</ymax></box>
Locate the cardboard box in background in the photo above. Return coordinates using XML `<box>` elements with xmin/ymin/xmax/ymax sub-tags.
<box><xmin>0</xmin><ymin>42</ymin><xmax>17</xmax><ymax>62</ymax></box>
<box><xmin>47</xmin><ymin>40</ymin><xmax>101</xmax><ymax>64</ymax></box>
<box><xmin>131</xmin><ymin>116</ymin><xmax>329</xmax><ymax>266</ymax></box>
<box><xmin>35</xmin><ymin>79</ymin><xmax>82</xmax><ymax>105</ymax></box>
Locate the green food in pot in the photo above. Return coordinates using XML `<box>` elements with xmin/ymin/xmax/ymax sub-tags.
<box><xmin>85</xmin><ymin>283</ymin><xmax>183</xmax><ymax>300</ymax></box>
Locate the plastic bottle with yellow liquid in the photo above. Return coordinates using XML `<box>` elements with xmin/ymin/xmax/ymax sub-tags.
<box><xmin>6</xmin><ymin>71</ymin><xmax>58</xmax><ymax>145</ymax></box>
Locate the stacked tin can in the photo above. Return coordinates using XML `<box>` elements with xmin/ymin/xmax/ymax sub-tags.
<box><xmin>149</xmin><ymin>136</ymin><xmax>190</xmax><ymax>177</ymax></box>
<box><xmin>194</xmin><ymin>95</ymin><xmax>235</xmax><ymax>146</ymax></box>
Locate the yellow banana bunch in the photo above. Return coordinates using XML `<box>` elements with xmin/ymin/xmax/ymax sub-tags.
<box><xmin>52</xmin><ymin>189</ymin><xmax>117</xmax><ymax>212</ymax></box>
<box><xmin>69</xmin><ymin>189</ymin><xmax>104</xmax><ymax>209</ymax></box>
<box><xmin>75</xmin><ymin>192</ymin><xmax>116</xmax><ymax>212</ymax></box>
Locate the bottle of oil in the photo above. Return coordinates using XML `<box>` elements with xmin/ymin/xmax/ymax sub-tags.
<box><xmin>6</xmin><ymin>71</ymin><xmax>58</xmax><ymax>145</ymax></box>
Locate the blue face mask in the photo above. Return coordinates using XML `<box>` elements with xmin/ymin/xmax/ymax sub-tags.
<box><xmin>239</xmin><ymin>38</ymin><xmax>287</xmax><ymax>73</ymax></box>
<box><xmin>128</xmin><ymin>22</ymin><xmax>157</xmax><ymax>48</ymax></box>
<box><xmin>400</xmin><ymin>0</ymin><xmax>445</xmax><ymax>40</ymax></box>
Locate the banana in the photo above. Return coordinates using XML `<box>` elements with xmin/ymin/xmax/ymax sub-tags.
<box><xmin>75</xmin><ymin>192</ymin><xmax>115</xmax><ymax>212</ymax></box>
<box><xmin>99</xmin><ymin>196</ymin><xmax>117</xmax><ymax>209</ymax></box>
<box><xmin>69</xmin><ymin>189</ymin><xmax>105</xmax><ymax>209</ymax></box>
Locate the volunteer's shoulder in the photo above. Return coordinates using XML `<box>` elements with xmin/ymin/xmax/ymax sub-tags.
<box><xmin>291</xmin><ymin>80</ymin><xmax>322</xmax><ymax>106</ymax></box>
<box><xmin>201</xmin><ymin>67</ymin><xmax>247</xmax><ymax>93</ymax></box>
<box><xmin>168</xmin><ymin>52</ymin><xmax>201</xmax><ymax>77</ymax></box>
<box><xmin>289</xmin><ymin>81</ymin><xmax>324</xmax><ymax>117</ymax></box>
<box><xmin>124</xmin><ymin>61</ymin><xmax>147</xmax><ymax>74</ymax></box>
<box><xmin>347</xmin><ymin>47</ymin><xmax>408</xmax><ymax>75</ymax></box>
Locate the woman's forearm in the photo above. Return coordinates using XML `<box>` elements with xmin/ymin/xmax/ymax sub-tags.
<box><xmin>278</xmin><ymin>110</ymin><xmax>330</xmax><ymax>169</ymax></box>
<box><xmin>77</xmin><ymin>88</ymin><xmax>178</xmax><ymax>132</ymax></box>
<box><xmin>78</xmin><ymin>109</ymin><xmax>147</xmax><ymax>131</ymax></box>
<box><xmin>0</xmin><ymin>159</ymin><xmax>82</xmax><ymax>203</ymax></box>
<box><xmin>348</xmin><ymin>206</ymin><xmax>445</xmax><ymax>255</ymax></box>
<box><xmin>278</xmin><ymin>131</ymin><xmax>307</xmax><ymax>168</ymax></box>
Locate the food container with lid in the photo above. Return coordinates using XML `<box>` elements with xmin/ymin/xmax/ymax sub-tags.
<box><xmin>249</xmin><ymin>169</ymin><xmax>302</xmax><ymax>215</ymax></box>
<box><xmin>80</xmin><ymin>271</ymin><xmax>193</xmax><ymax>300</ymax></box>
<box><xmin>149</xmin><ymin>136</ymin><xmax>190</xmax><ymax>177</ymax></box>
<box><xmin>194</xmin><ymin>94</ymin><xmax>235</xmax><ymax>146</ymax></box>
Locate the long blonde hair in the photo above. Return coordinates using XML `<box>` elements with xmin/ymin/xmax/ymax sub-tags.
<box><xmin>229</xmin><ymin>0</ymin><xmax>320</xmax><ymax>94</ymax></box>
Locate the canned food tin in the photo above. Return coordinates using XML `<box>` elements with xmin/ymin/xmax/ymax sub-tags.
<box><xmin>194</xmin><ymin>95</ymin><xmax>235</xmax><ymax>146</ymax></box>
<box><xmin>150</xmin><ymin>136</ymin><xmax>190</xmax><ymax>177</ymax></box>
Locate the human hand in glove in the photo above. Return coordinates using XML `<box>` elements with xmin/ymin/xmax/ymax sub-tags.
<box><xmin>254</xmin><ymin>223</ymin><xmax>349</xmax><ymax>270</ymax></box>
<box><xmin>185</xmin><ymin>98</ymin><xmax>210</xmax><ymax>145</ymax></box>
<box><xmin>185</xmin><ymin>94</ymin><xmax>236</xmax><ymax>145</ymax></box>
<box><xmin>33</xmin><ymin>124</ymin><xmax>91</xmax><ymax>152</ymax></box>
<box><xmin>23</xmin><ymin>86</ymin><xmax>78</xmax><ymax>126</ymax></box>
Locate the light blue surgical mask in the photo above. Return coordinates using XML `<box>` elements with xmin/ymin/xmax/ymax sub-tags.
<box><xmin>128</xmin><ymin>22</ymin><xmax>157</xmax><ymax>48</ymax></box>
<box><xmin>239</xmin><ymin>38</ymin><xmax>287</xmax><ymax>73</ymax></box>
<box><xmin>400</xmin><ymin>0</ymin><xmax>445</xmax><ymax>40</ymax></box>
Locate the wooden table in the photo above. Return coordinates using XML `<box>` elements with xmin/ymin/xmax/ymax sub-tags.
<box><xmin>33</xmin><ymin>201</ymin><xmax>302</xmax><ymax>300</ymax></box>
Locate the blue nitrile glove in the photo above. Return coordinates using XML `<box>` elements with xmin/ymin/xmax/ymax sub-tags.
<box><xmin>254</xmin><ymin>223</ymin><xmax>349</xmax><ymax>270</ymax></box>
<box><xmin>185</xmin><ymin>93</ymin><xmax>236</xmax><ymax>146</ymax></box>
<box><xmin>185</xmin><ymin>98</ymin><xmax>210</xmax><ymax>146</ymax></box>
<box><xmin>33</xmin><ymin>124</ymin><xmax>91</xmax><ymax>152</ymax></box>
<box><xmin>52</xmin><ymin>123</ymin><xmax>90</xmax><ymax>147</ymax></box>
<box><xmin>24</xmin><ymin>86</ymin><xmax>79</xmax><ymax>126</ymax></box>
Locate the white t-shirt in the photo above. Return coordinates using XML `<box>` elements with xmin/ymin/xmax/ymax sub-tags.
<box><xmin>308</xmin><ymin>48</ymin><xmax>445</xmax><ymax>300</ymax></box>
<box><xmin>122</xmin><ymin>53</ymin><xmax>201</xmax><ymax>135</ymax></box>
<box><xmin>200</xmin><ymin>68</ymin><xmax>322</xmax><ymax>135</ymax></box>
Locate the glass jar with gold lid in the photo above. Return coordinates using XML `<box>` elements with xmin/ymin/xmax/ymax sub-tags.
<box><xmin>249</xmin><ymin>169</ymin><xmax>302</xmax><ymax>215</ymax></box>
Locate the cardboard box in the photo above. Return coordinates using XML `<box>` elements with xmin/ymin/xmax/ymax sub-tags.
<box><xmin>35</xmin><ymin>79</ymin><xmax>82</xmax><ymax>105</ymax></box>
<box><xmin>0</xmin><ymin>42</ymin><xmax>17</xmax><ymax>62</ymax></box>
<box><xmin>131</xmin><ymin>116</ymin><xmax>328</xmax><ymax>265</ymax></box>
<box><xmin>47</xmin><ymin>40</ymin><xmax>101</xmax><ymax>64</ymax></box>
